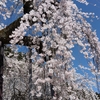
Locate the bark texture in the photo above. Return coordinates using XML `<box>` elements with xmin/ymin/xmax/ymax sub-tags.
<box><xmin>0</xmin><ymin>41</ymin><xmax>4</xmax><ymax>100</ymax></box>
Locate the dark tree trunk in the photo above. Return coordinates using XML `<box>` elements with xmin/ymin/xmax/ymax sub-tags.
<box><xmin>28</xmin><ymin>48</ymin><xmax>33</xmax><ymax>100</ymax></box>
<box><xmin>48</xmin><ymin>76</ymin><xmax>54</xmax><ymax>97</ymax></box>
<box><xmin>23</xmin><ymin>0</ymin><xmax>33</xmax><ymax>14</ymax></box>
<box><xmin>0</xmin><ymin>41</ymin><xmax>4</xmax><ymax>100</ymax></box>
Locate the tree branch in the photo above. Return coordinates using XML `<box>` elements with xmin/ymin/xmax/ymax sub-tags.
<box><xmin>0</xmin><ymin>17</ymin><xmax>21</xmax><ymax>44</ymax></box>
<box><xmin>0</xmin><ymin>0</ymin><xmax>34</xmax><ymax>45</ymax></box>
<box><xmin>23</xmin><ymin>0</ymin><xmax>33</xmax><ymax>14</ymax></box>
